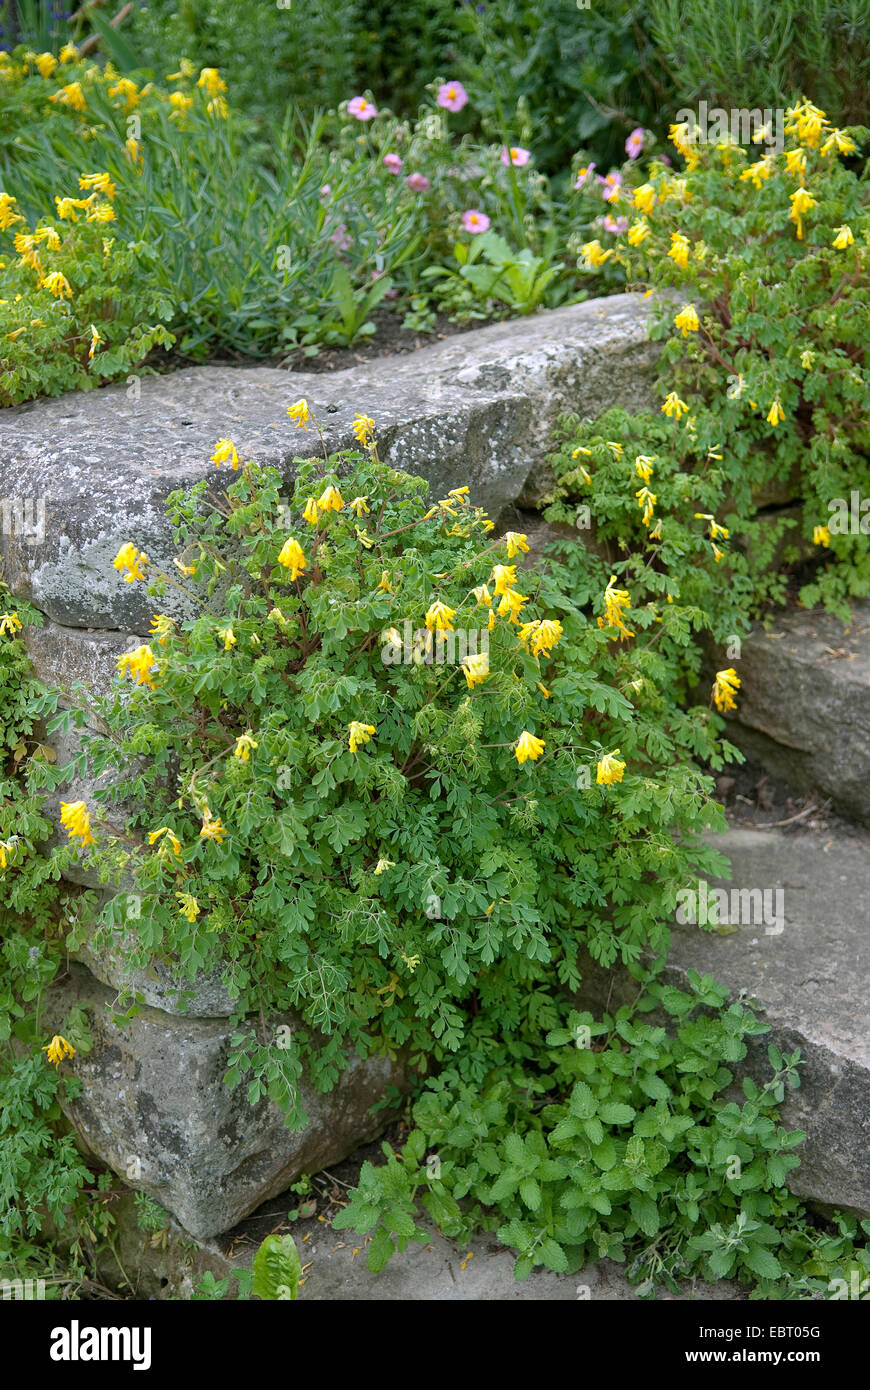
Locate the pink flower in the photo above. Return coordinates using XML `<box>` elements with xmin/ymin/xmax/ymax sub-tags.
<box><xmin>437</xmin><ymin>81</ymin><xmax>468</xmax><ymax>113</ymax></box>
<box><xmin>500</xmin><ymin>145</ymin><xmax>531</xmax><ymax>167</ymax></box>
<box><xmin>659</xmin><ymin>153</ymin><xmax>672</xmax><ymax>167</ymax></box>
<box><xmin>573</xmin><ymin>162</ymin><xmax>596</xmax><ymax>190</ymax></box>
<box><xmin>406</xmin><ymin>173</ymin><xmax>431</xmax><ymax>192</ymax></box>
<box><xmin>329</xmin><ymin>223</ymin><xmax>352</xmax><ymax>251</ymax></box>
<box><xmin>603</xmin><ymin>215</ymin><xmax>629</xmax><ymax>234</ymax></box>
<box><xmin>598</xmin><ymin>170</ymin><xmax>623</xmax><ymax>203</ymax></box>
<box><xmin>383</xmin><ymin>152</ymin><xmax>403</xmax><ymax>174</ymax></box>
<box><xmin>348</xmin><ymin>96</ymin><xmax>377</xmax><ymax>121</ymax></box>
<box><xmin>625</xmin><ymin>127</ymin><xmax>645</xmax><ymax>160</ymax></box>
<box><xmin>461</xmin><ymin>209</ymin><xmax>490</xmax><ymax>234</ymax></box>
<box><xmin>320</xmin><ymin>184</ymin><xmax>332</xmax><ymax>198</ymax></box>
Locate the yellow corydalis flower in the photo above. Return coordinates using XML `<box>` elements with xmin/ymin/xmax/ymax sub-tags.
<box><xmin>514</xmin><ymin>730</ymin><xmax>545</xmax><ymax>765</ymax></box>
<box><xmin>739</xmin><ymin>157</ymin><xmax>774</xmax><ymax>189</ymax></box>
<box><xmin>596</xmin><ymin>750</ymin><xmax>626</xmax><ymax>785</ymax></box>
<box><xmin>41</xmin><ymin>271</ymin><xmax>72</xmax><ymax>299</ymax></box>
<box><xmin>348</xmin><ymin>721</ymin><xmax>376</xmax><ymax>754</ymax></box>
<box><xmin>287</xmin><ymin>398</ymin><xmax>309</xmax><ymax>429</ymax></box>
<box><xmin>42</xmin><ymin>1035</ymin><xmax>75</xmax><ymax>1067</ymax></box>
<box><xmin>108</xmin><ymin>77</ymin><xmax>139</xmax><ymax>108</ymax></box>
<box><xmin>373</xmin><ymin>858</ymin><xmax>395</xmax><ymax>875</ymax></box>
<box><xmin>302</xmin><ymin>497</ymin><xmax>320</xmax><ymax>526</ymax></box>
<box><xmin>218</xmin><ymin>627</ymin><xmax>236</xmax><ymax>651</ymax></box>
<box><xmin>0</xmin><ymin>193</ymin><xmax>23</xmax><ymax>230</ymax></box>
<box><xmin>277</xmin><ymin>536</ymin><xmax>307</xmax><ymax>580</ymax></box>
<box><xmin>784</xmin><ymin>100</ymin><xmax>827</xmax><ymax>148</ymax></box>
<box><xmin>78</xmin><ymin>172</ymin><xmax>115</xmax><ymax>199</ymax></box>
<box><xmin>503</xmin><ymin>531</ymin><xmax>529</xmax><ymax>558</ymax></box>
<box><xmin>461</xmin><ymin>652</ymin><xmax>490</xmax><ymax>688</ymax></box>
<box><xmin>694</xmin><ymin>513</ymin><xmax>729</xmax><ymax>541</ymax></box>
<box><xmin>233</xmin><ymin>732</ymin><xmax>259</xmax><ymax>761</ymax></box>
<box><xmin>668</xmin><ymin>232</ymin><xmax>690</xmax><ymax>268</ymax></box>
<box><xmin>788</xmin><ymin>187</ymin><xmax>816</xmax><ymax>240</ymax></box>
<box><xmin>635</xmin><ymin>455</ymin><xmax>655</xmax><ymax>484</ymax></box>
<box><xmin>472</xmin><ymin>584</ymin><xmax>492</xmax><ymax>608</ymax></box>
<box><xmin>832</xmin><ymin>225</ymin><xmax>854</xmax><ymax>249</ymax></box>
<box><xmin>35</xmin><ymin>52</ymin><xmax>57</xmax><ymax>78</ymax></box>
<box><xmin>113</xmin><ymin>542</ymin><xmax>148</xmax><ymax>583</ymax></box>
<box><xmin>198</xmin><ymin>67</ymin><xmax>227</xmax><ymax>96</ymax></box>
<box><xmin>537</xmin><ymin>683</ymin><xmax>551</xmax><ymax>698</ymax></box>
<box><xmin>117</xmin><ymin>644</ymin><xmax>157</xmax><ymax>687</ymax></box>
<box><xmin>497</xmin><ymin>588</ymin><xmax>529</xmax><ymax>624</ymax></box>
<box><xmin>599</xmin><ymin>575</ymin><xmax>634</xmax><ymax>641</ymax></box>
<box><xmin>318</xmin><ymin>483</ymin><xmax>344</xmax><ymax>512</ymax></box>
<box><xmin>425</xmin><ymin>599</ymin><xmax>456</xmax><ymax>632</ymax></box>
<box><xmin>148</xmin><ymin>614</ymin><xmax>174</xmax><ymax>645</ymax></box>
<box><xmin>633</xmin><ymin>183</ymin><xmax>656</xmax><ymax>214</ymax></box>
<box><xmin>674</xmin><ymin>304</ymin><xmax>699</xmax><ymax>336</ymax></box>
<box><xmin>210</xmin><ymin>437</ymin><xmax>239</xmax><ymax>469</ymax></box>
<box><xmin>821</xmin><ymin>128</ymin><xmax>857</xmax><ymax>157</ymax></box>
<box><xmin>491</xmin><ymin>564</ymin><xmax>517</xmax><ymax>596</ymax></box>
<box><xmin>813</xmin><ymin>525</ymin><xmax>830</xmax><ymax>547</ymax></box>
<box><xmin>377</xmin><ymin>571</ymin><xmax>392</xmax><ymax>592</ymax></box>
<box><xmin>518</xmin><ymin>618</ymin><xmax>563</xmax><ymax>658</ymax></box>
<box><xmin>148</xmin><ymin>826</ymin><xmax>182</xmax><ymax>857</ymax></box>
<box><xmin>88</xmin><ymin>324</ymin><xmax>101</xmax><ymax>360</ymax></box>
<box><xmin>661</xmin><ymin>391</ymin><xmax>689</xmax><ymax>420</ymax></box>
<box><xmin>712</xmin><ymin>667</ymin><xmax>741</xmax><ymax>713</ymax></box>
<box><xmin>352</xmin><ymin>414</ymin><xmax>375</xmax><ymax>447</ymax></box>
<box><xmin>581</xmin><ymin>239</ymin><xmax>612</xmax><ymax>269</ymax></box>
<box><xmin>200</xmin><ymin>807</ymin><xmax>226</xmax><ymax>843</ymax></box>
<box><xmin>767</xmin><ymin>399</ymin><xmax>786</xmax><ymax>427</ymax></box>
<box><xmin>176</xmin><ymin>892</ymin><xmax>200</xmax><ymax>923</ymax></box>
<box><xmin>635</xmin><ymin>486</ymin><xmax>656</xmax><ymax>528</ymax></box>
<box><xmin>0</xmin><ymin>612</ymin><xmax>22</xmax><ymax>636</ymax></box>
<box><xmin>60</xmin><ymin>800</ymin><xmax>94</xmax><ymax>847</ymax></box>
<box><xmin>626</xmin><ymin>219</ymin><xmax>650</xmax><ymax>246</ymax></box>
<box><xmin>349</xmin><ymin>495</ymin><xmax>370</xmax><ymax>517</ymax></box>
<box><xmin>50</xmin><ymin>81</ymin><xmax>86</xmax><ymax>111</ymax></box>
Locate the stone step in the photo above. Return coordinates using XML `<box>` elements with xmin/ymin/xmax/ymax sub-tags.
<box><xmin>727</xmin><ymin>601</ymin><xmax>870</xmax><ymax>824</ymax></box>
<box><xmin>0</xmin><ymin>294</ymin><xmax>658</xmax><ymax>635</ymax></box>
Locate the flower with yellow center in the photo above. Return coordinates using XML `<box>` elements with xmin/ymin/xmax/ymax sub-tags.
<box><xmin>349</xmin><ymin>495</ymin><xmax>370</xmax><ymax>517</ymax></box>
<box><xmin>218</xmin><ymin>628</ymin><xmax>237</xmax><ymax>652</ymax></box>
<box><xmin>503</xmin><ymin>531</ymin><xmax>529</xmax><ymax>558</ymax></box>
<box><xmin>35</xmin><ymin>52</ymin><xmax>57</xmax><ymax>78</ymax></box>
<box><xmin>497</xmin><ymin>588</ymin><xmax>529</xmax><ymax>624</ymax></box>
<box><xmin>635</xmin><ymin>455</ymin><xmax>655</xmax><ymax>484</ymax></box>
<box><xmin>598</xmin><ymin>575</ymin><xmax>634</xmax><ymax>641</ymax></box>
<box><xmin>287</xmin><ymin>398</ymin><xmax>309</xmax><ymax>429</ymax></box>
<box><xmin>674</xmin><ymin>304</ymin><xmax>699</xmax><ymax>336</ymax></box>
<box><xmin>767</xmin><ymin>399</ymin><xmax>785</xmax><ymax>427</ymax></box>
<box><xmin>42</xmin><ymin>271</ymin><xmax>72</xmax><ymax>299</ymax></box>
<box><xmin>514</xmin><ymin>730</ymin><xmax>545</xmax><ymax>765</ymax></box>
<box><xmin>197</xmin><ymin>67</ymin><xmax>227</xmax><ymax>96</ymax></box>
<box><xmin>596</xmin><ymin>750</ymin><xmax>626</xmax><ymax>785</ymax></box>
<box><xmin>518</xmin><ymin>617</ymin><xmax>563</xmax><ymax>658</ymax></box>
<box><xmin>813</xmin><ymin>525</ymin><xmax>830</xmax><ymax>547</ymax></box>
<box><xmin>318</xmin><ymin>483</ymin><xmax>344</xmax><ymax>512</ymax></box>
<box><xmin>788</xmin><ymin>187</ymin><xmax>816</xmax><ymax>240</ymax></box>
<box><xmin>60</xmin><ymin>799</ymin><xmax>94</xmax><ymax>847</ymax></box>
<box><xmin>832</xmin><ymin>225</ymin><xmax>854</xmax><ymax>249</ymax></box>
<box><xmin>461</xmin><ymin>651</ymin><xmax>490</xmax><ymax>688</ymax></box>
<box><xmin>668</xmin><ymin>232</ymin><xmax>690</xmax><ymax>269</ymax></box>
<box><xmin>148</xmin><ymin>826</ymin><xmax>182</xmax><ymax>857</ymax></box>
<box><xmin>277</xmin><ymin>536</ymin><xmax>307</xmax><ymax>580</ymax></box>
<box><xmin>491</xmin><ymin>564</ymin><xmax>517</xmax><ymax>596</ymax></box>
<box><xmin>200</xmin><ymin>808</ymin><xmax>227</xmax><ymax>843</ymax></box>
<box><xmin>148</xmin><ymin>614</ymin><xmax>174</xmax><ymax>645</ymax></box>
<box><xmin>117</xmin><ymin>644</ymin><xmax>157</xmax><ymax>688</ymax></box>
<box><xmin>210</xmin><ymin>437</ymin><xmax>238</xmax><ymax>469</ymax></box>
<box><xmin>425</xmin><ymin>599</ymin><xmax>456</xmax><ymax>632</ymax></box>
<box><xmin>352</xmin><ymin>414</ymin><xmax>375</xmax><ymax>447</ymax></box>
<box><xmin>0</xmin><ymin>612</ymin><xmax>22</xmax><ymax>636</ymax></box>
<box><xmin>233</xmin><ymin>733</ymin><xmax>259</xmax><ymax>761</ymax></box>
<box><xmin>348</xmin><ymin>721</ymin><xmax>376</xmax><ymax>753</ymax></box>
<box><xmin>712</xmin><ymin>667</ymin><xmax>741</xmax><ymax>713</ymax></box>
<box><xmin>302</xmin><ymin>497</ymin><xmax>319</xmax><ymax>526</ymax></box>
<box><xmin>471</xmin><ymin>583</ymin><xmax>492</xmax><ymax>608</ymax></box>
<box><xmin>176</xmin><ymin>892</ymin><xmax>200</xmax><ymax>923</ymax></box>
<box><xmin>635</xmin><ymin>486</ymin><xmax>656</xmax><ymax>527</ymax></box>
<box><xmin>627</xmin><ymin>219</ymin><xmax>650</xmax><ymax>246</ymax></box>
<box><xmin>580</xmin><ymin>239</ymin><xmax>612</xmax><ymax>269</ymax></box>
<box><xmin>633</xmin><ymin>183</ymin><xmax>656</xmax><ymax>214</ymax></box>
<box><xmin>42</xmin><ymin>1035</ymin><xmax>75</xmax><ymax>1067</ymax></box>
<box><xmin>661</xmin><ymin>391</ymin><xmax>689</xmax><ymax>420</ymax></box>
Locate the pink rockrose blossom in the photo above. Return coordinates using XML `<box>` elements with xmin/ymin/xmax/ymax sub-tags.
<box><xmin>625</xmin><ymin>127</ymin><xmax>645</xmax><ymax>159</ymax></box>
<box><xmin>573</xmin><ymin>162</ymin><xmax>596</xmax><ymax>190</ymax></box>
<box><xmin>603</xmin><ymin>215</ymin><xmax>629</xmax><ymax>234</ymax></box>
<box><xmin>500</xmin><ymin>145</ymin><xmax>531</xmax><ymax>167</ymax></box>
<box><xmin>461</xmin><ymin>208</ymin><xmax>490</xmax><ymax>233</ymax></box>
<box><xmin>598</xmin><ymin>170</ymin><xmax>623</xmax><ymax>203</ymax></box>
<box><xmin>437</xmin><ymin>80</ymin><xmax>468</xmax><ymax>113</ymax></box>
<box><xmin>383</xmin><ymin>152</ymin><xmax>403</xmax><ymax>174</ymax></box>
<box><xmin>405</xmin><ymin>172</ymin><xmax>431</xmax><ymax>192</ymax></box>
<box><xmin>348</xmin><ymin>95</ymin><xmax>377</xmax><ymax>121</ymax></box>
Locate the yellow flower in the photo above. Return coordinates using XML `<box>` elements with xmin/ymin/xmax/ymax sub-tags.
<box><xmin>117</xmin><ymin>644</ymin><xmax>157</xmax><ymax>688</ymax></box>
<box><xmin>712</xmin><ymin>543</ymin><xmax>724</xmax><ymax>563</ymax></box>
<box><xmin>59</xmin><ymin>799</ymin><xmax>94</xmax><ymax>847</ymax></box>
<box><xmin>41</xmin><ymin>271</ymin><xmax>73</xmax><ymax>299</ymax></box>
<box><xmin>598</xmin><ymin>574</ymin><xmax>634</xmax><ymax>641</ymax></box>
<box><xmin>58</xmin><ymin>43</ymin><xmax>78</xmax><ymax>63</ymax></box>
<box><xmin>813</xmin><ymin>525</ymin><xmax>830</xmax><ymax>547</ymax></box>
<box><xmin>784</xmin><ymin>100</ymin><xmax>827</xmax><ymax>148</ymax></box>
<box><xmin>35</xmin><ymin>52</ymin><xmax>58</xmax><ymax>79</ymax></box>
<box><xmin>287</xmin><ymin>398</ymin><xmax>309</xmax><ymax>429</ymax></box>
<box><xmin>54</xmin><ymin>195</ymin><xmax>88</xmax><ymax>221</ymax></box>
<box><xmin>514</xmin><ymin>730</ymin><xmax>545</xmax><ymax>765</ymax></box>
<box><xmin>233</xmin><ymin>732</ymin><xmax>259</xmax><ymax>761</ymax></box>
<box><xmin>108</xmin><ymin>77</ymin><xmax>139</xmax><ymax>108</ymax></box>
<box><xmin>425</xmin><ymin>599</ymin><xmax>456</xmax><ymax>632</ymax></box>
<box><xmin>268</xmin><ymin>607</ymin><xmax>288</xmax><ymax>625</ymax></box>
<box><xmin>674</xmin><ymin>304</ymin><xmax>699</xmax><ymax>337</ymax></box>
<box><xmin>518</xmin><ymin>618</ymin><xmax>563</xmax><ymax>658</ymax></box>
<box><xmin>78</xmin><ymin>172</ymin><xmax>116</xmax><ymax>200</ymax></box>
<box><xmin>88</xmin><ymin>323</ymin><xmax>101</xmax><ymax>360</ymax></box>
<box><xmin>537</xmin><ymin>683</ymin><xmax>551</xmax><ymax>698</ymax></box>
<box><xmin>785</xmin><ymin>147</ymin><xmax>807</xmax><ymax>178</ymax></box>
<box><xmin>50</xmin><ymin>81</ymin><xmax>86</xmax><ymax>112</ymax></box>
<box><xmin>218</xmin><ymin>628</ymin><xmax>237</xmax><ymax>651</ymax></box>
<box><xmin>820</xmin><ymin>129</ymin><xmax>857</xmax><ymax>157</ymax></box>
<box><xmin>800</xmin><ymin>350</ymin><xmax>815</xmax><ymax>369</ymax></box>
<box><xmin>832</xmin><ymin>225</ymin><xmax>854</xmax><ymax>249</ymax></box>
<box><xmin>712</xmin><ymin>667</ymin><xmax>741</xmax><ymax>713</ymax></box>
<box><xmin>148</xmin><ymin>614</ymin><xmax>174</xmax><ymax>645</ymax></box>
<box><xmin>200</xmin><ymin>808</ymin><xmax>227</xmax><ymax>842</ymax></box>
<box><xmin>626</xmin><ymin>219</ymin><xmax>650</xmax><ymax>246</ymax></box>
<box><xmin>661</xmin><ymin>391</ymin><xmax>689</xmax><ymax>420</ymax></box>
<box><xmin>580</xmin><ymin>239</ymin><xmax>612</xmax><ymax>269</ymax></box>
<box><xmin>461</xmin><ymin>651</ymin><xmax>490</xmax><ymax>688</ymax></box>
<box><xmin>377</xmin><ymin>571</ymin><xmax>392</xmax><ymax>592</ymax></box>
<box><xmin>42</xmin><ymin>1035</ymin><xmax>75</xmax><ymax>1067</ymax></box>
<box><xmin>739</xmin><ymin>157</ymin><xmax>773</xmax><ymax>189</ymax></box>
<box><xmin>169</xmin><ymin>91</ymin><xmax>194</xmax><ymax>116</ymax></box>
<box><xmin>277</xmin><ymin>536</ymin><xmax>307</xmax><ymax>580</ymax></box>
<box><xmin>198</xmin><ymin>67</ymin><xmax>227</xmax><ymax>96</ymax></box>
<box><xmin>0</xmin><ymin>612</ymin><xmax>22</xmax><ymax>636</ymax></box>
<box><xmin>401</xmin><ymin>953</ymin><xmax>421</xmax><ymax>972</ymax></box>
<box><xmin>491</xmin><ymin>564</ymin><xmax>517</xmax><ymax>596</ymax></box>
<box><xmin>348</xmin><ymin>721</ymin><xmax>376</xmax><ymax>753</ymax></box>
<box><xmin>349</xmin><ymin>495</ymin><xmax>370</xmax><ymax>517</ymax></box>
<box><xmin>633</xmin><ymin>183</ymin><xmax>656</xmax><ymax>214</ymax></box>
<box><xmin>788</xmin><ymin>187</ymin><xmax>816</xmax><ymax>240</ymax></box>
<box><xmin>503</xmin><ymin>531</ymin><xmax>529</xmax><ymax>558</ymax></box>
<box><xmin>175</xmin><ymin>557</ymin><xmax>197</xmax><ymax>578</ymax></box>
<box><xmin>668</xmin><ymin>232</ymin><xmax>690</xmax><ymax>268</ymax></box>
<box><xmin>766</xmin><ymin>399</ymin><xmax>785</xmax><ymax>427</ymax></box>
<box><xmin>176</xmin><ymin>892</ymin><xmax>200</xmax><ymax>923</ymax></box>
<box><xmin>148</xmin><ymin>826</ymin><xmax>182</xmax><ymax>857</ymax></box>
<box><xmin>210</xmin><ymin>437</ymin><xmax>239</xmax><ymax>469</ymax></box>
<box><xmin>635</xmin><ymin>486</ymin><xmax>657</xmax><ymax>528</ymax></box>
<box><xmin>634</xmin><ymin>455</ymin><xmax>655</xmax><ymax>484</ymax></box>
<box><xmin>649</xmin><ymin>518</ymin><xmax>662</xmax><ymax>540</ymax></box>
<box><xmin>352</xmin><ymin>413</ymin><xmax>375</xmax><ymax>447</ymax></box>
<box><xmin>0</xmin><ymin>839</ymin><xmax>14</xmax><ymax>869</ymax></box>
<box><xmin>488</xmin><ymin>610</ymin><xmax>495</xmax><ymax>631</ymax></box>
<box><xmin>373</xmin><ymin>858</ymin><xmax>395</xmax><ymax>875</ymax></box>
<box><xmin>302</xmin><ymin>497</ymin><xmax>320</xmax><ymax>526</ymax></box>
<box><xmin>0</xmin><ymin>193</ymin><xmax>23</xmax><ymax>230</ymax></box>
<box><xmin>596</xmin><ymin>750</ymin><xmax>626</xmax><ymax>785</ymax></box>
<box><xmin>497</xmin><ymin>588</ymin><xmax>529</xmax><ymax>624</ymax></box>
<box><xmin>471</xmin><ymin>584</ymin><xmax>492</xmax><ymax>608</ymax></box>
<box><xmin>125</xmin><ymin>136</ymin><xmax>141</xmax><ymax>165</ymax></box>
<box><xmin>318</xmin><ymin>483</ymin><xmax>344</xmax><ymax>512</ymax></box>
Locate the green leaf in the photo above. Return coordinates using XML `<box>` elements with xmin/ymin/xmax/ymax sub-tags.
<box><xmin>251</xmin><ymin>1233</ymin><xmax>302</xmax><ymax>1300</ymax></box>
